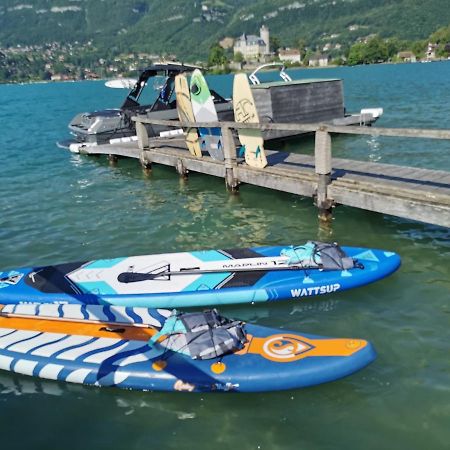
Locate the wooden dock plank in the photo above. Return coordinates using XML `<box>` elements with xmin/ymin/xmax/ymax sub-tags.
<box><xmin>79</xmin><ymin>139</ymin><xmax>450</xmax><ymax>228</ymax></box>
<box><xmin>331</xmin><ymin>170</ymin><xmax>450</xmax><ymax>197</ymax></box>
<box><xmin>328</xmin><ymin>185</ymin><xmax>450</xmax><ymax>227</ymax></box>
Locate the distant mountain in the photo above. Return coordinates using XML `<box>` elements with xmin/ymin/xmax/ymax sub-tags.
<box><xmin>1</xmin><ymin>0</ymin><xmax>449</xmax><ymax>59</ymax></box>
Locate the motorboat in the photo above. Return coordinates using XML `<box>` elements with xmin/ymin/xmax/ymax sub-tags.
<box><xmin>57</xmin><ymin>62</ymin><xmax>234</xmax><ymax>151</ymax></box>
<box><xmin>58</xmin><ymin>62</ymin><xmax>383</xmax><ymax>152</ymax></box>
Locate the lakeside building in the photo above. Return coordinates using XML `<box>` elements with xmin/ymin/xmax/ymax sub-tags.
<box><xmin>308</xmin><ymin>54</ymin><xmax>329</xmax><ymax>67</ymax></box>
<box><xmin>219</xmin><ymin>37</ymin><xmax>234</xmax><ymax>50</ymax></box>
<box><xmin>278</xmin><ymin>48</ymin><xmax>302</xmax><ymax>64</ymax></box>
<box><xmin>426</xmin><ymin>42</ymin><xmax>437</xmax><ymax>60</ymax></box>
<box><xmin>397</xmin><ymin>51</ymin><xmax>417</xmax><ymax>63</ymax></box>
<box><xmin>233</xmin><ymin>25</ymin><xmax>270</xmax><ymax>61</ymax></box>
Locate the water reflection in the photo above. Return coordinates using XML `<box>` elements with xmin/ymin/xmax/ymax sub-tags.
<box><xmin>367</xmin><ymin>135</ymin><xmax>382</xmax><ymax>162</ymax></box>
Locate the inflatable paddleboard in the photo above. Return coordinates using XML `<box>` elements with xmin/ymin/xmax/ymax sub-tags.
<box><xmin>0</xmin><ymin>243</ymin><xmax>401</xmax><ymax>308</ymax></box>
<box><xmin>190</xmin><ymin>69</ymin><xmax>224</xmax><ymax>161</ymax></box>
<box><xmin>174</xmin><ymin>74</ymin><xmax>202</xmax><ymax>158</ymax></box>
<box><xmin>233</xmin><ymin>73</ymin><xmax>268</xmax><ymax>168</ymax></box>
<box><xmin>0</xmin><ymin>304</ymin><xmax>376</xmax><ymax>392</ymax></box>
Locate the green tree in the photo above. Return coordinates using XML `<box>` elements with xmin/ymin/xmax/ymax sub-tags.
<box><xmin>364</xmin><ymin>36</ymin><xmax>388</xmax><ymax>63</ymax></box>
<box><xmin>208</xmin><ymin>44</ymin><xmax>227</xmax><ymax>67</ymax></box>
<box><xmin>296</xmin><ymin>38</ymin><xmax>307</xmax><ymax>55</ymax></box>
<box><xmin>411</xmin><ymin>40</ymin><xmax>426</xmax><ymax>57</ymax></box>
<box><xmin>347</xmin><ymin>42</ymin><xmax>365</xmax><ymax>65</ymax></box>
<box><xmin>302</xmin><ymin>49</ymin><xmax>314</xmax><ymax>66</ymax></box>
<box><xmin>331</xmin><ymin>57</ymin><xmax>344</xmax><ymax>66</ymax></box>
<box><xmin>347</xmin><ymin>36</ymin><xmax>389</xmax><ymax>65</ymax></box>
<box><xmin>385</xmin><ymin>38</ymin><xmax>402</xmax><ymax>59</ymax></box>
<box><xmin>430</xmin><ymin>24</ymin><xmax>450</xmax><ymax>44</ymax></box>
<box><xmin>269</xmin><ymin>36</ymin><xmax>281</xmax><ymax>53</ymax></box>
<box><xmin>233</xmin><ymin>51</ymin><xmax>244</xmax><ymax>63</ymax></box>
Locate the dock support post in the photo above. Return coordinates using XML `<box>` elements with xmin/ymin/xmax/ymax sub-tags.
<box><xmin>136</xmin><ymin>119</ymin><xmax>152</xmax><ymax>174</ymax></box>
<box><xmin>136</xmin><ymin>121</ymin><xmax>149</xmax><ymax>150</ymax></box>
<box><xmin>108</xmin><ymin>154</ymin><xmax>118</xmax><ymax>165</ymax></box>
<box><xmin>176</xmin><ymin>159</ymin><xmax>188</xmax><ymax>179</ymax></box>
<box><xmin>314</xmin><ymin>128</ymin><xmax>333</xmax><ymax>224</ymax></box>
<box><xmin>139</xmin><ymin>152</ymin><xmax>152</xmax><ymax>174</ymax></box>
<box><xmin>222</xmin><ymin>126</ymin><xmax>239</xmax><ymax>193</ymax></box>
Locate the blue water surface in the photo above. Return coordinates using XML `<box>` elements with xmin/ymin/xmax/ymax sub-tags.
<box><xmin>0</xmin><ymin>62</ymin><xmax>449</xmax><ymax>450</ymax></box>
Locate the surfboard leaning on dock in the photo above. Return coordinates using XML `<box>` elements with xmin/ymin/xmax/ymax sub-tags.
<box><xmin>190</xmin><ymin>69</ymin><xmax>224</xmax><ymax>161</ymax></box>
<box><xmin>174</xmin><ymin>73</ymin><xmax>202</xmax><ymax>158</ymax></box>
<box><xmin>233</xmin><ymin>73</ymin><xmax>268</xmax><ymax>168</ymax></box>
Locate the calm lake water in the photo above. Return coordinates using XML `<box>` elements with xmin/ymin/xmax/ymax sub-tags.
<box><xmin>0</xmin><ymin>62</ymin><xmax>449</xmax><ymax>450</ymax></box>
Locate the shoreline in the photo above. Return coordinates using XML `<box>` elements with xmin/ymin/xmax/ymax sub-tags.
<box><xmin>1</xmin><ymin>58</ymin><xmax>449</xmax><ymax>86</ymax></box>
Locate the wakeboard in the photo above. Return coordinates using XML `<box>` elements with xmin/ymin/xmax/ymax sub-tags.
<box><xmin>233</xmin><ymin>73</ymin><xmax>268</xmax><ymax>168</ymax></box>
<box><xmin>190</xmin><ymin>69</ymin><xmax>224</xmax><ymax>161</ymax></box>
<box><xmin>174</xmin><ymin>74</ymin><xmax>202</xmax><ymax>157</ymax></box>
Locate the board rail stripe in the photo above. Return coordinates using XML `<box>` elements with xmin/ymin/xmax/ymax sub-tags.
<box><xmin>0</xmin><ymin>315</ymin><xmax>157</xmax><ymax>341</ymax></box>
<box><xmin>0</xmin><ymin>304</ymin><xmax>164</xmax><ymax>330</ymax></box>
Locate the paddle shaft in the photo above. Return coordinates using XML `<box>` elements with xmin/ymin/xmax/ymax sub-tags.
<box><xmin>117</xmin><ymin>263</ymin><xmax>319</xmax><ymax>283</ymax></box>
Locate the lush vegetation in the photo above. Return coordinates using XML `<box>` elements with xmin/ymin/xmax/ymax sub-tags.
<box><xmin>1</xmin><ymin>0</ymin><xmax>450</xmax><ymax>82</ymax></box>
<box><xmin>2</xmin><ymin>0</ymin><xmax>450</xmax><ymax>56</ymax></box>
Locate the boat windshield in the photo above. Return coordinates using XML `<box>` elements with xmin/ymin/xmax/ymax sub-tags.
<box><xmin>121</xmin><ymin>63</ymin><xmax>200</xmax><ymax>110</ymax></box>
<box><xmin>134</xmin><ymin>76</ymin><xmax>175</xmax><ymax>108</ymax></box>
<box><xmin>120</xmin><ymin>63</ymin><xmax>227</xmax><ymax>111</ymax></box>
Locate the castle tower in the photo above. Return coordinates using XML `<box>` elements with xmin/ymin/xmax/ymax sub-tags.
<box><xmin>260</xmin><ymin>25</ymin><xmax>270</xmax><ymax>54</ymax></box>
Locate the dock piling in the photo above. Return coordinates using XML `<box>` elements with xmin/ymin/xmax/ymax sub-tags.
<box><xmin>136</xmin><ymin>121</ymin><xmax>149</xmax><ymax>150</ymax></box>
<box><xmin>221</xmin><ymin>125</ymin><xmax>239</xmax><ymax>192</ymax></box>
<box><xmin>176</xmin><ymin>158</ymin><xmax>188</xmax><ymax>178</ymax></box>
<box><xmin>139</xmin><ymin>152</ymin><xmax>152</xmax><ymax>174</ymax></box>
<box><xmin>108</xmin><ymin>154</ymin><xmax>119</xmax><ymax>165</ymax></box>
<box><xmin>314</xmin><ymin>128</ymin><xmax>333</xmax><ymax>223</ymax></box>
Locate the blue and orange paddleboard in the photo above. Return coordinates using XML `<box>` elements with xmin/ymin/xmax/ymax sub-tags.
<box><xmin>0</xmin><ymin>304</ymin><xmax>376</xmax><ymax>392</ymax></box>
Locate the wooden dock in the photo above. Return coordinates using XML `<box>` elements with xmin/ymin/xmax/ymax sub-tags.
<box><xmin>77</xmin><ymin>118</ymin><xmax>450</xmax><ymax>228</ymax></box>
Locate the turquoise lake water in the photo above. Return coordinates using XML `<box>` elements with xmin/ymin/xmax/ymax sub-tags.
<box><xmin>0</xmin><ymin>62</ymin><xmax>449</xmax><ymax>449</ymax></box>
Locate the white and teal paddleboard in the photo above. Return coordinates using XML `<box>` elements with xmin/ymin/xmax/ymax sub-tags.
<box><xmin>0</xmin><ymin>243</ymin><xmax>401</xmax><ymax>308</ymax></box>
